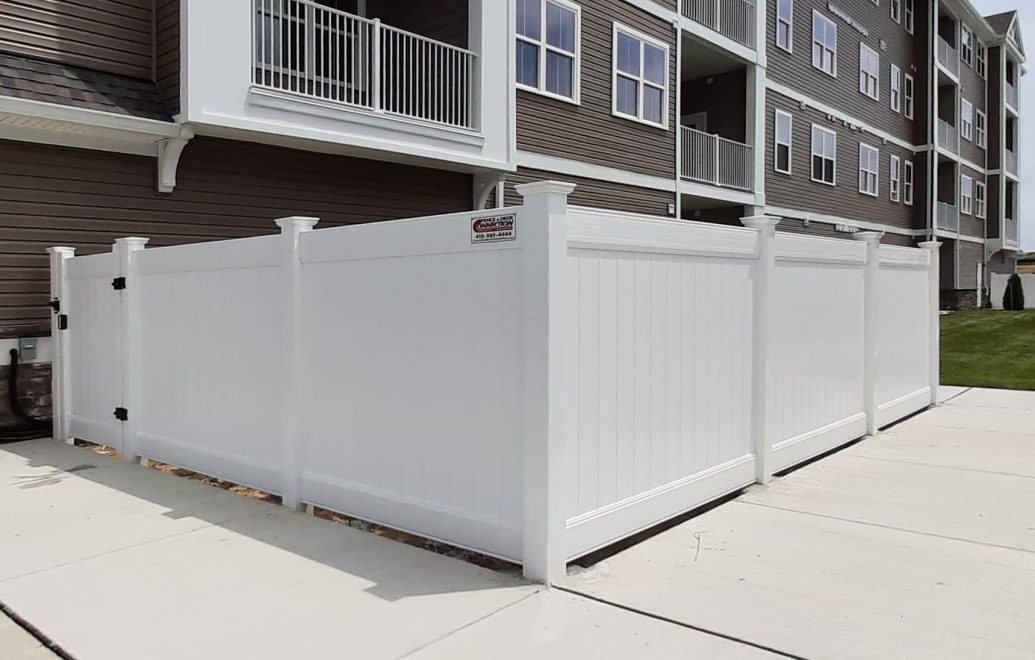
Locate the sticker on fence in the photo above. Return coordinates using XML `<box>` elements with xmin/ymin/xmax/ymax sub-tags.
<box><xmin>471</xmin><ymin>214</ymin><xmax>517</xmax><ymax>244</ymax></box>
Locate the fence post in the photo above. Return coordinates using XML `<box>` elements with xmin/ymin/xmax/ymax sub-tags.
<box><xmin>47</xmin><ymin>247</ymin><xmax>75</xmax><ymax>443</ymax></box>
<box><xmin>115</xmin><ymin>237</ymin><xmax>149</xmax><ymax>463</ymax></box>
<box><xmin>516</xmin><ymin>180</ymin><xmax>576</xmax><ymax>585</ymax></box>
<box><xmin>276</xmin><ymin>216</ymin><xmax>319</xmax><ymax>511</ymax></box>
<box><xmin>741</xmin><ymin>215</ymin><xmax>780</xmax><ymax>485</ymax></box>
<box><xmin>853</xmin><ymin>231</ymin><xmax>884</xmax><ymax>435</ymax></box>
<box><xmin>919</xmin><ymin>241</ymin><xmax>942</xmax><ymax>406</ymax></box>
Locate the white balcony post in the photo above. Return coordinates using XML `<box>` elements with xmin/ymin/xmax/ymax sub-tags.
<box><xmin>741</xmin><ymin>215</ymin><xmax>780</xmax><ymax>484</ymax></box>
<box><xmin>47</xmin><ymin>247</ymin><xmax>75</xmax><ymax>443</ymax></box>
<box><xmin>276</xmin><ymin>216</ymin><xmax>319</xmax><ymax>511</ymax></box>
<box><xmin>919</xmin><ymin>241</ymin><xmax>941</xmax><ymax>406</ymax></box>
<box><xmin>516</xmin><ymin>180</ymin><xmax>576</xmax><ymax>584</ymax></box>
<box><xmin>371</xmin><ymin>19</ymin><xmax>382</xmax><ymax>112</ymax></box>
<box><xmin>114</xmin><ymin>237</ymin><xmax>149</xmax><ymax>463</ymax></box>
<box><xmin>853</xmin><ymin>231</ymin><xmax>884</xmax><ymax>435</ymax></box>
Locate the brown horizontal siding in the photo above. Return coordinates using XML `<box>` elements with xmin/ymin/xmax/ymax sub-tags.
<box><xmin>766</xmin><ymin>0</ymin><xmax>923</xmax><ymax>145</ymax></box>
<box><xmin>156</xmin><ymin>0</ymin><xmax>179</xmax><ymax>114</ymax></box>
<box><xmin>0</xmin><ymin>137</ymin><xmax>473</xmax><ymax>329</ymax></box>
<box><xmin>516</xmin><ymin>0</ymin><xmax>677</xmax><ymax>179</ymax></box>
<box><xmin>960</xmin><ymin>62</ymin><xmax>987</xmax><ymax>168</ymax></box>
<box><xmin>369</xmin><ymin>0</ymin><xmax>468</xmax><ymax>49</ymax></box>
<box><xmin>987</xmin><ymin>47</ymin><xmax>1003</xmax><ymax>169</ymax></box>
<box><xmin>765</xmin><ymin>93</ymin><xmax>923</xmax><ymax>232</ymax></box>
<box><xmin>957</xmin><ymin>240</ymin><xmax>983</xmax><ymax>289</ymax></box>
<box><xmin>987</xmin><ymin>173</ymin><xmax>1001</xmax><ymax>239</ymax></box>
<box><xmin>0</xmin><ymin>0</ymin><xmax>153</xmax><ymax>79</ymax></box>
<box><xmin>777</xmin><ymin>219</ymin><xmax>917</xmax><ymax>247</ymax></box>
<box><xmin>503</xmin><ymin>167</ymin><xmax>674</xmax><ymax>217</ymax></box>
<box><xmin>958</xmin><ymin>163</ymin><xmax>986</xmax><ymax>240</ymax></box>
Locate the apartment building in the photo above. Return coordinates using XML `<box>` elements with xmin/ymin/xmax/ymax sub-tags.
<box><xmin>0</xmin><ymin>0</ymin><xmax>1026</xmax><ymax>420</ymax></box>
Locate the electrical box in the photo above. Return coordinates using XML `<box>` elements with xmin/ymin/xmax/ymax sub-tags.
<box><xmin>18</xmin><ymin>337</ymin><xmax>37</xmax><ymax>362</ymax></box>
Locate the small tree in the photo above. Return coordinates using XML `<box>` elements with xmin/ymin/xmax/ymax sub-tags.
<box><xmin>1003</xmin><ymin>273</ymin><xmax>1025</xmax><ymax>310</ymax></box>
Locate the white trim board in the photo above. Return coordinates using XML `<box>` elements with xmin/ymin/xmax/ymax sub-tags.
<box><xmin>767</xmin><ymin>81</ymin><xmax>918</xmax><ymax>153</ymax></box>
<box><xmin>515</xmin><ymin>150</ymin><xmax>678</xmax><ymax>192</ymax></box>
<box><xmin>765</xmin><ymin>205</ymin><xmax>923</xmax><ymax>238</ymax></box>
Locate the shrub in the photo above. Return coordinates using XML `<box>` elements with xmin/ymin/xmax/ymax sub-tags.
<box><xmin>1003</xmin><ymin>273</ymin><xmax>1025</xmax><ymax>310</ymax></box>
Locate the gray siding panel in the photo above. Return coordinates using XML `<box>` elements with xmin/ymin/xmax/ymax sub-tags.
<box><xmin>504</xmin><ymin>167</ymin><xmax>674</xmax><ymax>217</ymax></box>
<box><xmin>156</xmin><ymin>0</ymin><xmax>180</xmax><ymax>114</ymax></box>
<box><xmin>0</xmin><ymin>0</ymin><xmax>153</xmax><ymax>79</ymax></box>
<box><xmin>958</xmin><ymin>163</ymin><xmax>986</xmax><ymax>240</ymax></box>
<box><xmin>516</xmin><ymin>0</ymin><xmax>677</xmax><ymax>179</ymax></box>
<box><xmin>960</xmin><ymin>59</ymin><xmax>987</xmax><ymax>168</ymax></box>
<box><xmin>765</xmin><ymin>92</ymin><xmax>922</xmax><ymax>232</ymax></box>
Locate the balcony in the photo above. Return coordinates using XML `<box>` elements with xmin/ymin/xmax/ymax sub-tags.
<box><xmin>680</xmin><ymin>126</ymin><xmax>754</xmax><ymax>192</ymax></box>
<box><xmin>1006</xmin><ymin>82</ymin><xmax>1019</xmax><ymax>110</ymax></box>
<box><xmin>937</xmin><ymin>119</ymin><xmax>959</xmax><ymax>153</ymax></box>
<box><xmin>252</xmin><ymin>0</ymin><xmax>477</xmax><ymax>130</ymax></box>
<box><xmin>681</xmin><ymin>0</ymin><xmax>756</xmax><ymax>50</ymax></box>
<box><xmin>1005</xmin><ymin>217</ymin><xmax>1019</xmax><ymax>244</ymax></box>
<box><xmin>937</xmin><ymin>202</ymin><xmax>959</xmax><ymax>232</ymax></box>
<box><xmin>1006</xmin><ymin>150</ymin><xmax>1018</xmax><ymax>176</ymax></box>
<box><xmin>937</xmin><ymin>37</ymin><xmax>959</xmax><ymax>78</ymax></box>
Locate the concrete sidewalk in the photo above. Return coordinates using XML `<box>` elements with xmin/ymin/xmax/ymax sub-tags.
<box><xmin>562</xmin><ymin>387</ymin><xmax>1035</xmax><ymax>659</ymax></box>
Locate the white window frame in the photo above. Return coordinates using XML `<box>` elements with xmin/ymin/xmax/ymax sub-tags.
<box><xmin>903</xmin><ymin>160</ymin><xmax>914</xmax><ymax>205</ymax></box>
<box><xmin>977</xmin><ymin>43</ymin><xmax>987</xmax><ymax>77</ymax></box>
<box><xmin>960</xmin><ymin>26</ymin><xmax>973</xmax><ymax>67</ymax></box>
<box><xmin>975</xmin><ymin>110</ymin><xmax>986</xmax><ymax>148</ymax></box>
<box><xmin>859</xmin><ymin>143</ymin><xmax>879</xmax><ymax>197</ymax></box>
<box><xmin>775</xmin><ymin>109</ymin><xmax>793</xmax><ymax>174</ymax></box>
<box><xmin>960</xmin><ymin>175</ymin><xmax>974</xmax><ymax>215</ymax></box>
<box><xmin>811</xmin><ymin>124</ymin><xmax>837</xmax><ymax>186</ymax></box>
<box><xmin>812</xmin><ymin>11</ymin><xmax>837</xmax><ymax>77</ymax></box>
<box><xmin>516</xmin><ymin>0</ymin><xmax>582</xmax><ymax>104</ymax></box>
<box><xmin>890</xmin><ymin>64</ymin><xmax>901</xmax><ymax>112</ymax></box>
<box><xmin>975</xmin><ymin>181</ymin><xmax>987</xmax><ymax>218</ymax></box>
<box><xmin>890</xmin><ymin>155</ymin><xmax>901</xmax><ymax>202</ymax></box>
<box><xmin>776</xmin><ymin>0</ymin><xmax>793</xmax><ymax>52</ymax></box>
<box><xmin>891</xmin><ymin>0</ymin><xmax>901</xmax><ymax>24</ymax></box>
<box><xmin>903</xmin><ymin>73</ymin><xmax>914</xmax><ymax>119</ymax></box>
<box><xmin>859</xmin><ymin>43</ymin><xmax>879</xmax><ymax>100</ymax></box>
<box><xmin>960</xmin><ymin>98</ymin><xmax>974</xmax><ymax>142</ymax></box>
<box><xmin>904</xmin><ymin>0</ymin><xmax>914</xmax><ymax>34</ymax></box>
<box><xmin>611</xmin><ymin>24</ymin><xmax>670</xmax><ymax>128</ymax></box>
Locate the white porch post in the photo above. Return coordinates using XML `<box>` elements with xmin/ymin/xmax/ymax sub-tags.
<box><xmin>276</xmin><ymin>216</ymin><xmax>319</xmax><ymax>511</ymax></box>
<box><xmin>115</xmin><ymin>237</ymin><xmax>149</xmax><ymax>463</ymax></box>
<box><xmin>853</xmin><ymin>231</ymin><xmax>884</xmax><ymax>435</ymax></box>
<box><xmin>741</xmin><ymin>215</ymin><xmax>780</xmax><ymax>484</ymax></box>
<box><xmin>919</xmin><ymin>241</ymin><xmax>942</xmax><ymax>406</ymax></box>
<box><xmin>47</xmin><ymin>247</ymin><xmax>75</xmax><ymax>443</ymax></box>
<box><xmin>516</xmin><ymin>180</ymin><xmax>575</xmax><ymax>584</ymax></box>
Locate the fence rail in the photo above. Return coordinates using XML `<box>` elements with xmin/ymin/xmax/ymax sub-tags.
<box><xmin>937</xmin><ymin>36</ymin><xmax>959</xmax><ymax>77</ymax></box>
<box><xmin>681</xmin><ymin>126</ymin><xmax>754</xmax><ymax>192</ymax></box>
<box><xmin>253</xmin><ymin>0</ymin><xmax>477</xmax><ymax>129</ymax></box>
<box><xmin>681</xmin><ymin>0</ymin><xmax>756</xmax><ymax>49</ymax></box>
<box><xmin>937</xmin><ymin>119</ymin><xmax>958</xmax><ymax>153</ymax></box>
<box><xmin>937</xmin><ymin>202</ymin><xmax>959</xmax><ymax>232</ymax></box>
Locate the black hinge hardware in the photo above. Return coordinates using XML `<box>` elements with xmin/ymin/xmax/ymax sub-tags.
<box><xmin>112</xmin><ymin>277</ymin><xmax>127</xmax><ymax>290</ymax></box>
<box><xmin>57</xmin><ymin>315</ymin><xmax>69</xmax><ymax>330</ymax></box>
<box><xmin>114</xmin><ymin>407</ymin><xmax>128</xmax><ymax>421</ymax></box>
<box><xmin>48</xmin><ymin>299</ymin><xmax>60</xmax><ymax>313</ymax></box>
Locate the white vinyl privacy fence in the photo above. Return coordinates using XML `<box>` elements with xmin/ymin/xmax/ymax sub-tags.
<box><xmin>49</xmin><ymin>183</ymin><xmax>940</xmax><ymax>583</ymax></box>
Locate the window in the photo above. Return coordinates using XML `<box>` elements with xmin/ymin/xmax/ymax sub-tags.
<box><xmin>960</xmin><ymin>99</ymin><xmax>974</xmax><ymax>141</ymax></box>
<box><xmin>903</xmin><ymin>74</ymin><xmax>914</xmax><ymax>118</ymax></box>
<box><xmin>516</xmin><ymin>0</ymin><xmax>580</xmax><ymax>102</ymax></box>
<box><xmin>903</xmin><ymin>160</ymin><xmax>914</xmax><ymax>205</ymax></box>
<box><xmin>891</xmin><ymin>0</ymin><xmax>901</xmax><ymax>23</ymax></box>
<box><xmin>859</xmin><ymin>144</ymin><xmax>879</xmax><ymax>196</ymax></box>
<box><xmin>775</xmin><ymin>110</ymin><xmax>793</xmax><ymax>174</ymax></box>
<box><xmin>812</xmin><ymin>125</ymin><xmax>837</xmax><ymax>185</ymax></box>
<box><xmin>960</xmin><ymin>175</ymin><xmax>974</xmax><ymax>214</ymax></box>
<box><xmin>612</xmin><ymin>25</ymin><xmax>669</xmax><ymax>127</ymax></box>
<box><xmin>977</xmin><ymin>43</ymin><xmax>987</xmax><ymax>77</ymax></box>
<box><xmin>904</xmin><ymin>0</ymin><xmax>914</xmax><ymax>33</ymax></box>
<box><xmin>776</xmin><ymin>0</ymin><xmax>793</xmax><ymax>52</ymax></box>
<box><xmin>890</xmin><ymin>155</ymin><xmax>901</xmax><ymax>202</ymax></box>
<box><xmin>890</xmin><ymin>64</ymin><xmax>901</xmax><ymax>112</ymax></box>
<box><xmin>975</xmin><ymin>110</ymin><xmax>986</xmax><ymax>148</ymax></box>
<box><xmin>812</xmin><ymin>12</ymin><xmax>837</xmax><ymax>77</ymax></box>
<box><xmin>975</xmin><ymin>182</ymin><xmax>987</xmax><ymax>218</ymax></box>
<box><xmin>859</xmin><ymin>44</ymin><xmax>879</xmax><ymax>99</ymax></box>
<box><xmin>960</xmin><ymin>26</ymin><xmax>973</xmax><ymax>67</ymax></box>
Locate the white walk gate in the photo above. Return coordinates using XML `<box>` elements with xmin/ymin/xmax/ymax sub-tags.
<box><xmin>48</xmin><ymin>183</ymin><xmax>940</xmax><ymax>584</ymax></box>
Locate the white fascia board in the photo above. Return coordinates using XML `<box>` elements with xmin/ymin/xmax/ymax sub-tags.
<box><xmin>958</xmin><ymin>156</ymin><xmax>988</xmax><ymax>175</ymax></box>
<box><xmin>680</xmin><ymin>180</ymin><xmax>756</xmax><ymax>205</ymax></box>
<box><xmin>766</xmin><ymin>205</ymin><xmax>924</xmax><ymax>237</ymax></box>
<box><xmin>515</xmin><ymin>150</ymin><xmax>677</xmax><ymax>192</ymax></box>
<box><xmin>767</xmin><ymin>81</ymin><xmax>918</xmax><ymax>152</ymax></box>
<box><xmin>679</xmin><ymin>18</ymin><xmax>760</xmax><ymax>64</ymax></box>
<box><xmin>0</xmin><ymin>96</ymin><xmax>182</xmax><ymax>139</ymax></box>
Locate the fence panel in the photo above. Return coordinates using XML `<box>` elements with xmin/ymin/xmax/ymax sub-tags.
<box><xmin>561</xmin><ymin>209</ymin><xmax>757</xmax><ymax>560</ymax></box>
<box><xmin>134</xmin><ymin>235</ymin><xmax>284</xmax><ymax>493</ymax></box>
<box><xmin>298</xmin><ymin>210</ymin><xmax>526</xmax><ymax>561</ymax></box>
<box><xmin>65</xmin><ymin>252</ymin><xmax>123</xmax><ymax>450</ymax></box>
<box><xmin>768</xmin><ymin>234</ymin><xmax>868</xmax><ymax>473</ymax></box>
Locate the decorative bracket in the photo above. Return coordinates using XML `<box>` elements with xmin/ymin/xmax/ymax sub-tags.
<box><xmin>473</xmin><ymin>172</ymin><xmax>506</xmax><ymax>210</ymax></box>
<box><xmin>156</xmin><ymin>126</ymin><xmax>195</xmax><ymax>193</ymax></box>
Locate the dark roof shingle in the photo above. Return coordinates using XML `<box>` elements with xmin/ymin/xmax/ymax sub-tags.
<box><xmin>985</xmin><ymin>11</ymin><xmax>1017</xmax><ymax>36</ymax></box>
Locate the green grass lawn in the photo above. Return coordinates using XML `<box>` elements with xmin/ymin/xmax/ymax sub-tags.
<box><xmin>941</xmin><ymin>309</ymin><xmax>1035</xmax><ymax>390</ymax></box>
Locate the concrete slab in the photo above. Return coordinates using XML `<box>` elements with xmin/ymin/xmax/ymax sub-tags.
<box><xmin>562</xmin><ymin>388</ymin><xmax>1035</xmax><ymax>660</ymax></box>
<box><xmin>411</xmin><ymin>589</ymin><xmax>779</xmax><ymax>659</ymax></box>
<box><xmin>0</xmin><ymin>611</ymin><xmax>57</xmax><ymax>660</ymax></box>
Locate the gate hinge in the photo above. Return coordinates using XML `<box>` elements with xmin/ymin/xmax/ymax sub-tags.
<box><xmin>57</xmin><ymin>314</ymin><xmax>69</xmax><ymax>330</ymax></box>
<box><xmin>114</xmin><ymin>407</ymin><xmax>128</xmax><ymax>421</ymax></box>
<box><xmin>112</xmin><ymin>277</ymin><xmax>127</xmax><ymax>290</ymax></box>
<box><xmin>48</xmin><ymin>298</ymin><xmax>60</xmax><ymax>313</ymax></box>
